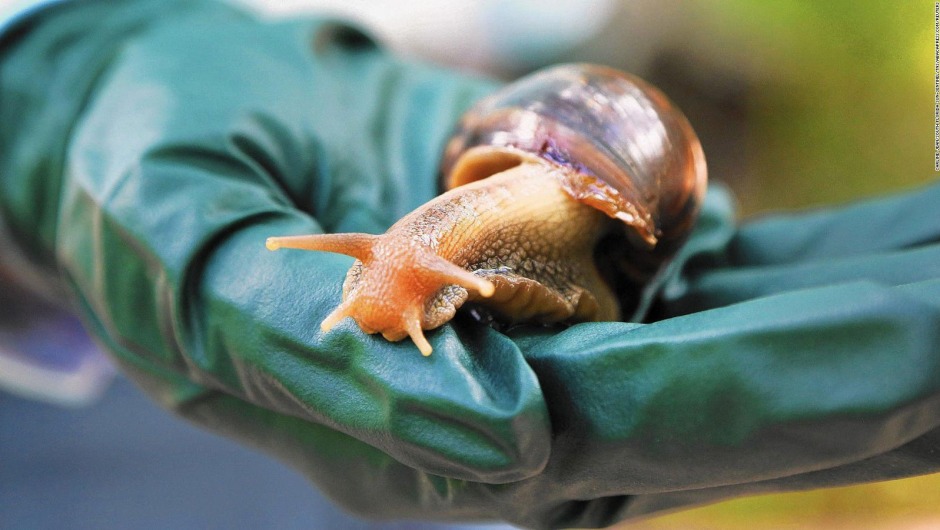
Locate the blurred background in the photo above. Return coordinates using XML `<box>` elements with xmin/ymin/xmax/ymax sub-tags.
<box><xmin>3</xmin><ymin>0</ymin><xmax>936</xmax><ymax>529</ymax></box>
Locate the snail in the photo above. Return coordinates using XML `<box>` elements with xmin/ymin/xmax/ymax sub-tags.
<box><xmin>266</xmin><ymin>64</ymin><xmax>707</xmax><ymax>356</ymax></box>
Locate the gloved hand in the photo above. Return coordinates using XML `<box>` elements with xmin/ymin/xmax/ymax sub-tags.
<box><xmin>2</xmin><ymin>1</ymin><xmax>939</xmax><ymax>529</ymax></box>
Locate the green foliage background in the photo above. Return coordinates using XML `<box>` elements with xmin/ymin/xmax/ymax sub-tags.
<box><xmin>702</xmin><ymin>1</ymin><xmax>932</xmax><ymax>214</ymax></box>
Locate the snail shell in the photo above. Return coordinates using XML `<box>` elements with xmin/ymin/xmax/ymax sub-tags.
<box><xmin>266</xmin><ymin>64</ymin><xmax>707</xmax><ymax>355</ymax></box>
<box><xmin>441</xmin><ymin>63</ymin><xmax>707</xmax><ymax>281</ymax></box>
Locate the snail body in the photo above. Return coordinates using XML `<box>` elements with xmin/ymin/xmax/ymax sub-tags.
<box><xmin>267</xmin><ymin>64</ymin><xmax>707</xmax><ymax>355</ymax></box>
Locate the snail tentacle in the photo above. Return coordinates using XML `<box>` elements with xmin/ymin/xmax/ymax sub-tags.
<box><xmin>414</xmin><ymin>249</ymin><xmax>496</xmax><ymax>298</ymax></box>
<box><xmin>404</xmin><ymin>308</ymin><xmax>433</xmax><ymax>357</ymax></box>
<box><xmin>265</xmin><ymin>232</ymin><xmax>378</xmax><ymax>258</ymax></box>
<box><xmin>320</xmin><ymin>297</ymin><xmax>354</xmax><ymax>333</ymax></box>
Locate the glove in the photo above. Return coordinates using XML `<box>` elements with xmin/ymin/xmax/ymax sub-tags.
<box><xmin>2</xmin><ymin>1</ymin><xmax>939</xmax><ymax>528</ymax></box>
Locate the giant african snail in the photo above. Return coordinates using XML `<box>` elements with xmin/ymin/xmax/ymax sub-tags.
<box><xmin>267</xmin><ymin>64</ymin><xmax>707</xmax><ymax>355</ymax></box>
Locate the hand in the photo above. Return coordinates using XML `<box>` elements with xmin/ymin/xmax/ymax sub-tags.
<box><xmin>2</xmin><ymin>1</ymin><xmax>939</xmax><ymax>528</ymax></box>
<box><xmin>1</xmin><ymin>0</ymin><xmax>548</xmax><ymax>503</ymax></box>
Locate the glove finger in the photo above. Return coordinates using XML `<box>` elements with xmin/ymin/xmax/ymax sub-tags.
<box><xmin>653</xmin><ymin>182</ymin><xmax>940</xmax><ymax>315</ymax></box>
<box><xmin>729</xmin><ymin>181</ymin><xmax>940</xmax><ymax>266</ymax></box>
<box><xmin>667</xmin><ymin>242</ymin><xmax>940</xmax><ymax>314</ymax></box>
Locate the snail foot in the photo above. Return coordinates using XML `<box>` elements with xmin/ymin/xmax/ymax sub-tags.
<box><xmin>477</xmin><ymin>270</ymin><xmax>601</xmax><ymax>324</ymax></box>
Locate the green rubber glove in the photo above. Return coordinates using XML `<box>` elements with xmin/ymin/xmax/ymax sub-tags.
<box><xmin>2</xmin><ymin>1</ymin><xmax>939</xmax><ymax>528</ymax></box>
